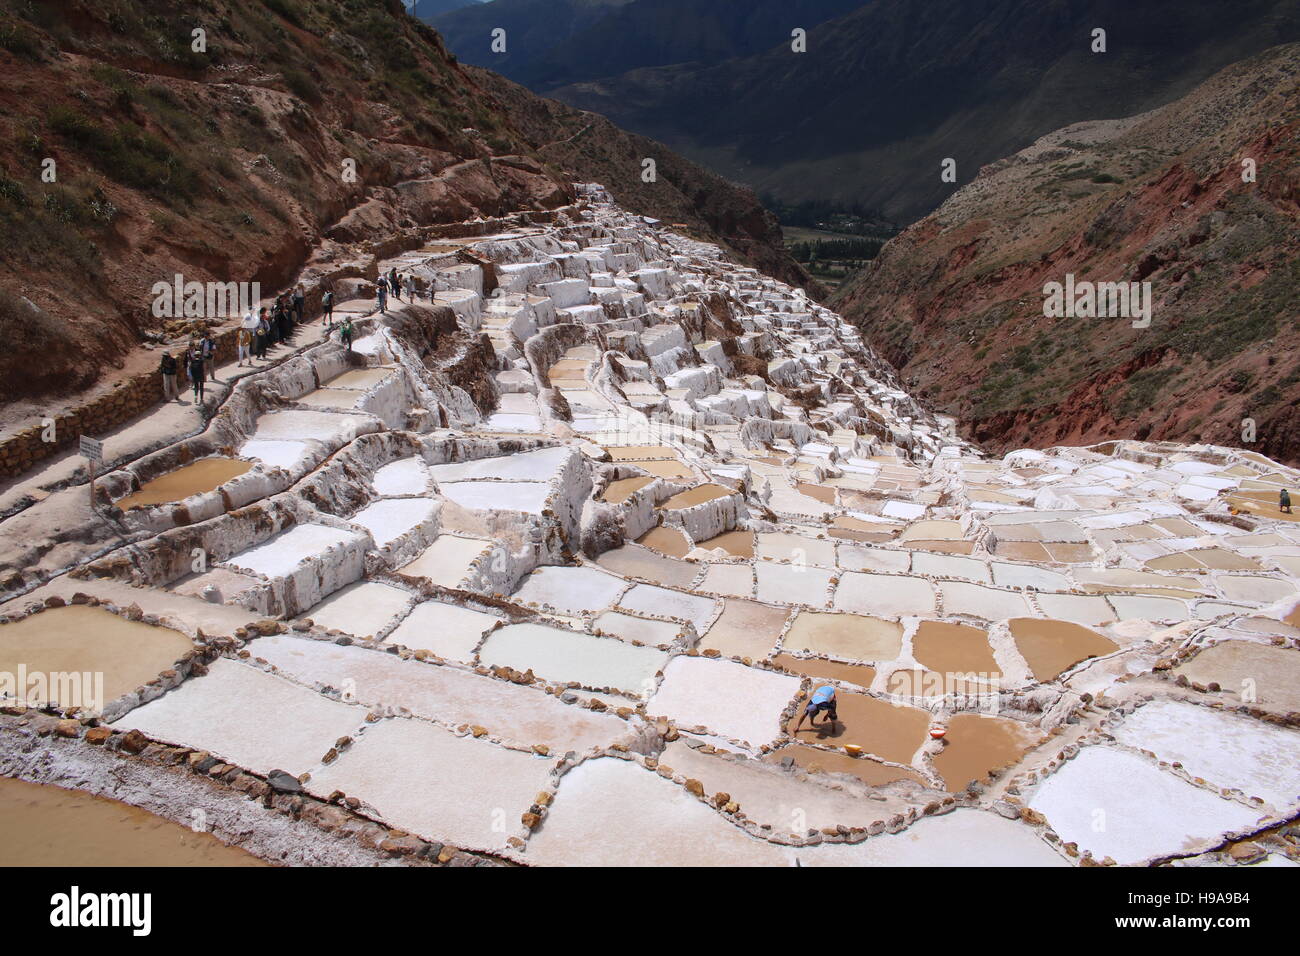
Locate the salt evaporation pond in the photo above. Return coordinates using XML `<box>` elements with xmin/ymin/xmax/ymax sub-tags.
<box><xmin>116</xmin><ymin>457</ymin><xmax>252</xmax><ymax>509</ymax></box>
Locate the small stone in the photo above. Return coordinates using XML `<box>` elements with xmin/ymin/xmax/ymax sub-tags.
<box><xmin>267</xmin><ymin>769</ymin><xmax>303</xmax><ymax>794</ymax></box>
<box><xmin>84</xmin><ymin>726</ymin><xmax>112</xmax><ymax>745</ymax></box>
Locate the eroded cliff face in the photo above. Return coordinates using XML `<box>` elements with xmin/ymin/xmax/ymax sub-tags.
<box><xmin>835</xmin><ymin>43</ymin><xmax>1300</xmax><ymax>466</ymax></box>
<box><xmin>0</xmin><ymin>0</ymin><xmax>807</xmax><ymax>413</ymax></box>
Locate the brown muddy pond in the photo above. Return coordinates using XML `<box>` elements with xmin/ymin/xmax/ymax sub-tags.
<box><xmin>828</xmin><ymin>515</ymin><xmax>899</xmax><ymax>543</ymax></box>
<box><xmin>931</xmin><ymin>713</ymin><xmax>1037</xmax><ymax>792</ymax></box>
<box><xmin>598</xmin><ymin>544</ymin><xmax>697</xmax><ymax>588</ymax></box>
<box><xmin>636</xmin><ymin>526</ymin><xmax>693</xmax><ymax>558</ymax></box>
<box><xmin>765</xmin><ymin>745</ymin><xmax>925</xmax><ymax>787</ymax></box>
<box><xmin>0</xmin><ymin>606</ymin><xmax>194</xmax><ymax>706</ymax></box>
<box><xmin>1008</xmin><ymin>618</ymin><xmax>1118</xmax><ymax>682</ymax></box>
<box><xmin>0</xmin><ymin>777</ymin><xmax>265</xmax><ymax>866</ymax></box>
<box><xmin>658</xmin><ymin>484</ymin><xmax>733</xmax><ymax>510</ymax></box>
<box><xmin>911</xmin><ymin>621</ymin><xmax>1001</xmax><ymax>679</ymax></box>
<box><xmin>786</xmin><ymin>691</ymin><xmax>929</xmax><ymax>764</ymax></box>
<box><xmin>795</xmin><ymin>482</ymin><xmax>837</xmax><ymax>504</ymax></box>
<box><xmin>117</xmin><ymin>457</ymin><xmax>252</xmax><ymax>510</ymax></box>
<box><xmin>602</xmin><ymin>475</ymin><xmax>655</xmax><ymax>504</ymax></box>
<box><xmin>700</xmin><ymin>600</ymin><xmax>789</xmax><ymax>659</ymax></box>
<box><xmin>695</xmin><ymin>530</ymin><xmax>754</xmax><ymax>558</ymax></box>
<box><xmin>770</xmin><ymin>653</ymin><xmax>875</xmax><ymax>688</ymax></box>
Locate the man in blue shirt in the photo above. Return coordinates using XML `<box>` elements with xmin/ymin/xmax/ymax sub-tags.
<box><xmin>792</xmin><ymin>684</ymin><xmax>838</xmax><ymax>734</ymax></box>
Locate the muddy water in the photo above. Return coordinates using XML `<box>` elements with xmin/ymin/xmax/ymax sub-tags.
<box><xmin>602</xmin><ymin>476</ymin><xmax>655</xmax><ymax>504</ymax></box>
<box><xmin>659</xmin><ymin>484</ymin><xmax>733</xmax><ymax>510</ymax></box>
<box><xmin>911</xmin><ymin>621</ymin><xmax>1001</xmax><ymax>678</ymax></box>
<box><xmin>1008</xmin><ymin>618</ymin><xmax>1118</xmax><ymax>682</ymax></box>
<box><xmin>634</xmin><ymin>526</ymin><xmax>691</xmax><ymax>559</ymax></box>
<box><xmin>0</xmin><ymin>606</ymin><xmax>194</xmax><ymax>706</ymax></box>
<box><xmin>695</xmin><ymin>530</ymin><xmax>754</xmax><ymax>557</ymax></box>
<box><xmin>0</xmin><ymin>777</ymin><xmax>265</xmax><ymax>866</ymax></box>
<box><xmin>829</xmin><ymin>515</ymin><xmax>898</xmax><ymax>543</ymax></box>
<box><xmin>771</xmin><ymin>653</ymin><xmax>875</xmax><ymax>688</ymax></box>
<box><xmin>117</xmin><ymin>458</ymin><xmax>252</xmax><ymax>510</ymax></box>
<box><xmin>931</xmin><ymin>714</ymin><xmax>1037</xmax><ymax>792</ymax></box>
<box><xmin>786</xmin><ymin>691</ymin><xmax>929</xmax><ymax>764</ymax></box>
<box><xmin>796</xmin><ymin>482</ymin><xmax>837</xmax><ymax>504</ymax></box>
<box><xmin>766</xmin><ymin>745</ymin><xmax>925</xmax><ymax>787</ymax></box>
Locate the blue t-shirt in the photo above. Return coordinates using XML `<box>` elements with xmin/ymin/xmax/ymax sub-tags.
<box><xmin>811</xmin><ymin>685</ymin><xmax>835</xmax><ymax>705</ymax></box>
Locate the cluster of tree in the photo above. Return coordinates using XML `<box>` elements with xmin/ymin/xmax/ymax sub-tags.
<box><xmin>789</xmin><ymin>237</ymin><xmax>884</xmax><ymax>263</ymax></box>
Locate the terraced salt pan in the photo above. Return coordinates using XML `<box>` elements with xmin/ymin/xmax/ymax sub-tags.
<box><xmin>479</xmin><ymin>623</ymin><xmax>666</xmax><ymax>694</ymax></box>
<box><xmin>938</xmin><ymin>582</ymin><xmax>1033</xmax><ymax>621</ymax></box>
<box><xmin>617</xmin><ymin>583</ymin><xmax>717</xmax><ymax>632</ymax></box>
<box><xmin>1215</xmin><ymin>575</ymin><xmax>1297</xmax><ymax>604</ymax></box>
<box><xmin>0</xmin><ymin>606</ymin><xmax>194</xmax><ymax>706</ymax></box>
<box><xmin>385</xmin><ymin>601</ymin><xmax>498</xmax><ymax>660</ymax></box>
<box><xmin>226</xmin><ymin>524</ymin><xmax>365</xmax><ymax>578</ymax></box>
<box><xmin>592</xmin><ymin>611</ymin><xmax>682</xmax><ymax>646</ymax></box>
<box><xmin>1174</xmin><ymin>641</ymin><xmax>1300</xmax><ymax>710</ymax></box>
<box><xmin>834</xmin><ymin>572</ymin><xmax>936</xmax><ymax>618</ymax></box>
<box><xmin>439</xmin><ymin>480</ymin><xmax>551</xmax><ymax>514</ymax></box>
<box><xmin>1034</xmin><ymin>592</ymin><xmax>1116</xmax><ymax>626</ymax></box>
<box><xmin>247</xmin><ymin>409</ymin><xmax>371</xmax><ymax>446</ymax></box>
<box><xmin>788</xmin><ymin>691</ymin><xmax>929</xmax><ymax>764</ymax></box>
<box><xmin>302</xmin><ymin>581</ymin><xmax>414</xmax><ymax>638</ymax></box>
<box><xmin>349</xmin><ymin>498</ymin><xmax>435</xmax><ymax>547</ymax></box>
<box><xmin>754</xmin><ymin>562</ymin><xmax>834</xmax><ymax>606</ymax></box>
<box><xmin>932</xmin><ymin>713</ymin><xmax>1035</xmax><ymax>791</ymax></box>
<box><xmin>697</xmin><ymin>564</ymin><xmax>754</xmax><ymax>598</ymax></box>
<box><xmin>250</xmin><ymin>634</ymin><xmax>625</xmax><ymax>751</ymax></box>
<box><xmin>756</xmin><ymin>532</ymin><xmax>837</xmax><ymax>567</ymax></box>
<box><xmin>513</xmin><ymin>565</ymin><xmax>628</xmax><ymax>615</ymax></box>
<box><xmin>372</xmin><ymin>457</ymin><xmax>430</xmax><ymax>496</ymax></box>
<box><xmin>111</xmin><ymin>658</ymin><xmax>364</xmax><ymax>776</ymax></box>
<box><xmin>239</xmin><ymin>439</ymin><xmax>311</xmax><ymax>471</ymax></box>
<box><xmin>1028</xmin><ymin>747</ymin><xmax>1261</xmax><ymax>865</ymax></box>
<box><xmin>699</xmin><ymin>599</ymin><xmax>789</xmax><ymax>658</ymax></box>
<box><xmin>1112</xmin><ymin>700</ymin><xmax>1300</xmax><ymax>809</ymax></box>
<box><xmin>398</xmin><ymin>534</ymin><xmax>492</xmax><ymax>586</ymax></box>
<box><xmin>782</xmin><ymin>610</ymin><xmax>902</xmax><ymax>662</ymax></box>
<box><xmin>116</xmin><ymin>457</ymin><xmax>252</xmax><ymax>510</ymax></box>
<box><xmin>649</xmin><ymin>656</ymin><xmax>800</xmax><ymax>747</ymax></box>
<box><xmin>309</xmin><ymin>717</ymin><xmax>552</xmax><ymax>853</ymax></box>
<box><xmin>1008</xmin><ymin>618</ymin><xmax>1118</xmax><ymax>681</ymax></box>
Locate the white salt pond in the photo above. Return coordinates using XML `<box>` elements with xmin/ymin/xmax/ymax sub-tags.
<box><xmin>513</xmin><ymin>565</ymin><xmax>628</xmax><ymax>616</ymax></box>
<box><xmin>1027</xmin><ymin>747</ymin><xmax>1262</xmax><ymax>864</ymax></box>
<box><xmin>439</xmin><ymin>481</ymin><xmax>552</xmax><ymax>514</ymax></box>
<box><xmin>754</xmin><ymin>562</ymin><xmax>834</xmax><ymax>607</ymax></box>
<box><xmin>302</xmin><ymin>580</ymin><xmax>414</xmax><ymax>638</ymax></box>
<box><xmin>349</xmin><ymin>498</ymin><xmax>435</xmax><ymax>547</ymax></box>
<box><xmin>309</xmin><ymin>717</ymin><xmax>552</xmax><ymax>853</ymax></box>
<box><xmin>111</xmin><ymin>658</ymin><xmax>364</xmax><ymax>777</ymax></box>
<box><xmin>372</xmin><ymin>457</ymin><xmax>430</xmax><ymax>496</ymax></box>
<box><xmin>399</xmin><ymin>535</ymin><xmax>492</xmax><ymax>586</ymax></box>
<box><xmin>248</xmin><ymin>634</ymin><xmax>626</xmax><ymax>752</ymax></box>
<box><xmin>647</xmin><ymin>656</ymin><xmax>799</xmax><ymax>747</ymax></box>
<box><xmin>226</xmin><ymin>524</ymin><xmax>364</xmax><ymax>578</ymax></box>
<box><xmin>386</xmin><ymin>601</ymin><xmax>500</xmax><ymax>661</ymax></box>
<box><xmin>429</xmin><ymin>446</ymin><xmax>569</xmax><ymax>483</ymax></box>
<box><xmin>616</xmin><ymin>583</ymin><xmax>717</xmax><ymax>632</ymax></box>
<box><xmin>1112</xmin><ymin>700</ymin><xmax>1300</xmax><ymax>810</ymax></box>
<box><xmin>239</xmin><ymin>439</ymin><xmax>312</xmax><ymax>471</ymax></box>
<box><xmin>833</xmin><ymin>572</ymin><xmax>936</xmax><ymax>617</ymax></box>
<box><xmin>479</xmin><ymin>623</ymin><xmax>667</xmax><ymax>694</ymax></box>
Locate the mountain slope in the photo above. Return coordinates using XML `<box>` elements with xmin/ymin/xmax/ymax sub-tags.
<box><xmin>544</xmin><ymin>0</ymin><xmax>1300</xmax><ymax>223</ymax></box>
<box><xmin>833</xmin><ymin>43</ymin><xmax>1300</xmax><ymax>465</ymax></box>
<box><xmin>0</xmin><ymin>0</ymin><xmax>805</xmax><ymax>412</ymax></box>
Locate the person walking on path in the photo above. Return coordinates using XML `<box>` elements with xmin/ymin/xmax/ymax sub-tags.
<box><xmin>187</xmin><ymin>344</ymin><xmax>206</xmax><ymax>403</ymax></box>
<box><xmin>292</xmin><ymin>284</ymin><xmax>305</xmax><ymax>325</ymax></box>
<box><xmin>340</xmin><ymin>315</ymin><xmax>354</xmax><ymax>353</ymax></box>
<box><xmin>404</xmin><ymin>274</ymin><xmax>416</xmax><ymax>300</ymax></box>
<box><xmin>1283</xmin><ymin>489</ymin><xmax>1293</xmax><ymax>515</ymax></box>
<box><xmin>201</xmin><ymin>330</ymin><xmax>217</xmax><ymax>382</ymax></box>
<box><xmin>377</xmin><ymin>276</ymin><xmax>388</xmax><ymax>313</ymax></box>
<box><xmin>255</xmin><ymin>309</ymin><xmax>269</xmax><ymax>361</ymax></box>
<box><xmin>321</xmin><ymin>288</ymin><xmax>334</xmax><ymax>329</ymax></box>
<box><xmin>159</xmin><ymin>351</ymin><xmax>179</xmax><ymax>402</ymax></box>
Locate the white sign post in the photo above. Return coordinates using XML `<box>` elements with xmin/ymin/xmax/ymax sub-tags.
<box><xmin>80</xmin><ymin>435</ymin><xmax>103</xmax><ymax>508</ymax></box>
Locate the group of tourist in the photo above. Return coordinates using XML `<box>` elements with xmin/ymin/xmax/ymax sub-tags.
<box><xmin>158</xmin><ymin>331</ymin><xmax>218</xmax><ymax>404</ymax></box>
<box><xmin>376</xmin><ymin>268</ymin><xmax>422</xmax><ymax>313</ymax></box>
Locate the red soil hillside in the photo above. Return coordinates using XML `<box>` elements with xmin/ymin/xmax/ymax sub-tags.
<box><xmin>0</xmin><ymin>0</ymin><xmax>808</xmax><ymax>417</ymax></box>
<box><xmin>834</xmin><ymin>43</ymin><xmax>1300</xmax><ymax>466</ymax></box>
